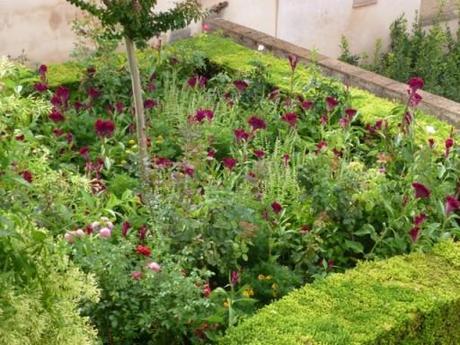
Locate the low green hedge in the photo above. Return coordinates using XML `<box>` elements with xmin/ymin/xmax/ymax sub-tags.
<box><xmin>222</xmin><ymin>241</ymin><xmax>460</xmax><ymax>345</ymax></box>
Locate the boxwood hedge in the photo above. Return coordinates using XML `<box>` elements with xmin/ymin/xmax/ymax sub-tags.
<box><xmin>221</xmin><ymin>241</ymin><xmax>460</xmax><ymax>345</ymax></box>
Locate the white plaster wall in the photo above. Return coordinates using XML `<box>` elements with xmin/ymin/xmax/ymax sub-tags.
<box><xmin>277</xmin><ymin>0</ymin><xmax>422</xmax><ymax>58</ymax></box>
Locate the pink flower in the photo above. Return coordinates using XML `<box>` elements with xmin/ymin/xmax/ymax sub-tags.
<box><xmin>231</xmin><ymin>271</ymin><xmax>240</xmax><ymax>286</ymax></box>
<box><xmin>412</xmin><ymin>182</ymin><xmax>431</xmax><ymax>199</ymax></box>
<box><xmin>79</xmin><ymin>146</ymin><xmax>89</xmax><ymax>159</ymax></box>
<box><xmin>320</xmin><ymin>114</ymin><xmax>329</xmax><ymax>126</ymax></box>
<box><xmin>345</xmin><ymin>108</ymin><xmax>357</xmax><ymax>120</ymax></box>
<box><xmin>99</xmin><ymin>227</ymin><xmax>112</xmax><ymax>238</ymax></box>
<box><xmin>445</xmin><ymin>195</ymin><xmax>460</xmax><ymax>214</ymax></box>
<box><xmin>131</xmin><ymin>271</ymin><xmax>142</xmax><ymax>280</ymax></box>
<box><xmin>154</xmin><ymin>157</ymin><xmax>173</xmax><ymax>169</ymax></box>
<box><xmin>271</xmin><ymin>201</ymin><xmax>283</xmax><ymax>214</ymax></box>
<box><xmin>183</xmin><ymin>164</ymin><xmax>195</xmax><ymax>177</ymax></box>
<box><xmin>408</xmin><ymin>77</ymin><xmax>424</xmax><ymax>92</ymax></box>
<box><xmin>254</xmin><ymin>149</ymin><xmax>265</xmax><ymax>159</ymax></box>
<box><xmin>445</xmin><ymin>138</ymin><xmax>454</xmax><ymax>157</ymax></box>
<box><xmin>49</xmin><ymin>109</ymin><xmax>65</xmax><ymax>122</ymax></box>
<box><xmin>136</xmin><ymin>245</ymin><xmax>152</xmax><ymax>257</ymax></box>
<box><xmin>300</xmin><ymin>100</ymin><xmax>314</xmax><ymax>110</ymax></box>
<box><xmin>248</xmin><ymin>116</ymin><xmax>267</xmax><ymax>131</ymax></box>
<box><xmin>138</xmin><ymin>225</ymin><xmax>148</xmax><ymax>240</ymax></box>
<box><xmin>147</xmin><ymin>261</ymin><xmax>161</xmax><ymax>272</ymax></box>
<box><xmin>234</xmin><ymin>128</ymin><xmax>250</xmax><ymax>142</ymax></box>
<box><xmin>21</xmin><ymin>170</ymin><xmax>33</xmax><ymax>183</ymax></box>
<box><xmin>315</xmin><ymin>140</ymin><xmax>328</xmax><ymax>153</ymax></box>
<box><xmin>222</xmin><ymin>157</ymin><xmax>237</xmax><ymax>170</ymax></box>
<box><xmin>339</xmin><ymin>117</ymin><xmax>350</xmax><ymax>128</ymax></box>
<box><xmin>94</xmin><ymin>119</ymin><xmax>115</xmax><ymax>137</ymax></box>
<box><xmin>88</xmin><ymin>87</ymin><xmax>101</xmax><ymax>99</ymax></box>
<box><xmin>202</xmin><ymin>23</ymin><xmax>210</xmax><ymax>32</ymax></box>
<box><xmin>281</xmin><ymin>112</ymin><xmax>298</xmax><ymax>127</ymax></box>
<box><xmin>122</xmin><ymin>221</ymin><xmax>131</xmax><ymax>238</ymax></box>
<box><xmin>288</xmin><ymin>54</ymin><xmax>299</xmax><ymax>72</ymax></box>
<box><xmin>144</xmin><ymin>99</ymin><xmax>157</xmax><ymax>109</ymax></box>
<box><xmin>326</xmin><ymin>96</ymin><xmax>339</xmax><ymax>111</ymax></box>
<box><xmin>207</xmin><ymin>148</ymin><xmax>216</xmax><ymax>159</ymax></box>
<box><xmin>409</xmin><ymin>226</ymin><xmax>421</xmax><ymax>242</ymax></box>
<box><xmin>234</xmin><ymin>80</ymin><xmax>248</xmax><ymax>92</ymax></box>
<box><xmin>203</xmin><ymin>283</ymin><xmax>212</xmax><ymax>297</ymax></box>
<box><xmin>115</xmin><ymin>101</ymin><xmax>124</xmax><ymax>113</ymax></box>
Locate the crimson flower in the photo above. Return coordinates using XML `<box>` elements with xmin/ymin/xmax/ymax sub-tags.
<box><xmin>87</xmin><ymin>66</ymin><xmax>96</xmax><ymax>77</ymax></box>
<box><xmin>136</xmin><ymin>244</ymin><xmax>151</xmax><ymax>256</ymax></box>
<box><xmin>288</xmin><ymin>54</ymin><xmax>299</xmax><ymax>72</ymax></box>
<box><xmin>34</xmin><ymin>82</ymin><xmax>48</xmax><ymax>93</ymax></box>
<box><xmin>188</xmin><ymin>75</ymin><xmax>207</xmax><ymax>88</ymax></box>
<box><xmin>234</xmin><ymin>128</ymin><xmax>250</xmax><ymax>142</ymax></box>
<box><xmin>142</xmin><ymin>99</ymin><xmax>156</xmax><ymax>109</ymax></box>
<box><xmin>248</xmin><ymin>116</ymin><xmax>266</xmax><ymax>131</ymax></box>
<box><xmin>281</xmin><ymin>112</ymin><xmax>298</xmax><ymax>127</ymax></box>
<box><xmin>316</xmin><ymin>140</ymin><xmax>328</xmax><ymax>153</ymax></box>
<box><xmin>94</xmin><ymin>119</ymin><xmax>115</xmax><ymax>137</ymax></box>
<box><xmin>55</xmin><ymin>86</ymin><xmax>70</xmax><ymax>106</ymax></box>
<box><xmin>300</xmin><ymin>225</ymin><xmax>311</xmax><ymax>235</ymax></box>
<box><xmin>320</xmin><ymin>114</ymin><xmax>328</xmax><ymax>126</ymax></box>
<box><xmin>283</xmin><ymin>154</ymin><xmax>290</xmax><ymax>166</ymax></box>
<box><xmin>131</xmin><ymin>271</ymin><xmax>142</xmax><ymax>280</ymax></box>
<box><xmin>222</xmin><ymin>157</ymin><xmax>237</xmax><ymax>170</ymax></box>
<box><xmin>183</xmin><ymin>164</ymin><xmax>195</xmax><ymax>177</ymax></box>
<box><xmin>445</xmin><ymin>195</ymin><xmax>460</xmax><ymax>214</ymax></box>
<box><xmin>301</xmin><ymin>100</ymin><xmax>314</xmax><ymax>110</ymax></box>
<box><xmin>409</xmin><ymin>226</ymin><xmax>421</xmax><ymax>242</ymax></box>
<box><xmin>15</xmin><ymin>134</ymin><xmax>25</xmax><ymax>141</ymax></box>
<box><xmin>49</xmin><ymin>109</ymin><xmax>65</xmax><ymax>122</ymax></box>
<box><xmin>445</xmin><ymin>138</ymin><xmax>454</xmax><ymax>157</ymax></box>
<box><xmin>203</xmin><ymin>283</ymin><xmax>212</xmax><ymax>297</ymax></box>
<box><xmin>254</xmin><ymin>149</ymin><xmax>265</xmax><ymax>159</ymax></box>
<box><xmin>154</xmin><ymin>157</ymin><xmax>173</xmax><ymax>169</ymax></box>
<box><xmin>74</xmin><ymin>101</ymin><xmax>85</xmax><ymax>112</ymax></box>
<box><xmin>231</xmin><ymin>271</ymin><xmax>240</xmax><ymax>286</ymax></box>
<box><xmin>207</xmin><ymin>148</ymin><xmax>216</xmax><ymax>159</ymax></box>
<box><xmin>194</xmin><ymin>108</ymin><xmax>214</xmax><ymax>122</ymax></box>
<box><xmin>38</xmin><ymin>64</ymin><xmax>47</xmax><ymax>78</ymax></box>
<box><xmin>412</xmin><ymin>182</ymin><xmax>431</xmax><ymax>199</ymax></box>
<box><xmin>271</xmin><ymin>201</ymin><xmax>283</xmax><ymax>214</ymax></box>
<box><xmin>326</xmin><ymin>96</ymin><xmax>339</xmax><ymax>110</ymax></box>
<box><xmin>428</xmin><ymin>138</ymin><xmax>435</xmax><ymax>148</ymax></box>
<box><xmin>21</xmin><ymin>170</ymin><xmax>33</xmax><ymax>183</ymax></box>
<box><xmin>122</xmin><ymin>221</ymin><xmax>131</xmax><ymax>238</ymax></box>
<box><xmin>408</xmin><ymin>77</ymin><xmax>424</xmax><ymax>92</ymax></box>
<box><xmin>268</xmin><ymin>88</ymin><xmax>280</xmax><ymax>100</ymax></box>
<box><xmin>115</xmin><ymin>101</ymin><xmax>124</xmax><ymax>113</ymax></box>
<box><xmin>413</xmin><ymin>213</ymin><xmax>427</xmax><ymax>226</ymax></box>
<box><xmin>88</xmin><ymin>87</ymin><xmax>101</xmax><ymax>99</ymax></box>
<box><xmin>138</xmin><ymin>224</ymin><xmax>148</xmax><ymax>240</ymax></box>
<box><xmin>234</xmin><ymin>80</ymin><xmax>248</xmax><ymax>92</ymax></box>
<box><xmin>345</xmin><ymin>108</ymin><xmax>357</xmax><ymax>120</ymax></box>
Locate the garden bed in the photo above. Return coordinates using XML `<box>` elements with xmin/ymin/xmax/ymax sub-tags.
<box><xmin>1</xmin><ymin>30</ymin><xmax>459</xmax><ymax>344</ymax></box>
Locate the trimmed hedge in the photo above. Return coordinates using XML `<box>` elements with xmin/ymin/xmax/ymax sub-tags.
<box><xmin>221</xmin><ymin>241</ymin><xmax>460</xmax><ymax>345</ymax></box>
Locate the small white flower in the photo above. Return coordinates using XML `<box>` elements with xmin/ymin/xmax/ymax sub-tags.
<box><xmin>426</xmin><ymin>126</ymin><xmax>436</xmax><ymax>134</ymax></box>
<box><xmin>257</xmin><ymin>44</ymin><xmax>265</xmax><ymax>51</ymax></box>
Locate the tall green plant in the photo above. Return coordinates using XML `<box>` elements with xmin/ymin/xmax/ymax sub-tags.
<box><xmin>65</xmin><ymin>0</ymin><xmax>203</xmax><ymax>191</ymax></box>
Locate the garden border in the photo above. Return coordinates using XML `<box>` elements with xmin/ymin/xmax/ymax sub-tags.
<box><xmin>205</xmin><ymin>18</ymin><xmax>460</xmax><ymax>129</ymax></box>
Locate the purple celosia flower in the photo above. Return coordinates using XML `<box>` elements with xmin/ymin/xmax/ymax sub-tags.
<box><xmin>254</xmin><ymin>149</ymin><xmax>265</xmax><ymax>159</ymax></box>
<box><xmin>144</xmin><ymin>99</ymin><xmax>157</xmax><ymax>109</ymax></box>
<box><xmin>154</xmin><ymin>157</ymin><xmax>173</xmax><ymax>169</ymax></box>
<box><xmin>34</xmin><ymin>82</ymin><xmax>48</xmax><ymax>93</ymax></box>
<box><xmin>138</xmin><ymin>224</ymin><xmax>148</xmax><ymax>240</ymax></box>
<box><xmin>445</xmin><ymin>195</ymin><xmax>460</xmax><ymax>214</ymax></box>
<box><xmin>248</xmin><ymin>116</ymin><xmax>266</xmax><ymax>131</ymax></box>
<box><xmin>413</xmin><ymin>213</ymin><xmax>427</xmax><ymax>226</ymax></box>
<box><xmin>288</xmin><ymin>54</ymin><xmax>299</xmax><ymax>72</ymax></box>
<box><xmin>345</xmin><ymin>108</ymin><xmax>357</xmax><ymax>120</ymax></box>
<box><xmin>326</xmin><ymin>96</ymin><xmax>339</xmax><ymax>111</ymax></box>
<box><xmin>88</xmin><ymin>87</ymin><xmax>101</xmax><ymax>99</ymax></box>
<box><xmin>271</xmin><ymin>201</ymin><xmax>283</xmax><ymax>214</ymax></box>
<box><xmin>300</xmin><ymin>100</ymin><xmax>314</xmax><ymax>110</ymax></box>
<box><xmin>194</xmin><ymin>109</ymin><xmax>214</xmax><ymax>122</ymax></box>
<box><xmin>188</xmin><ymin>75</ymin><xmax>207</xmax><ymax>88</ymax></box>
<box><xmin>234</xmin><ymin>80</ymin><xmax>249</xmax><ymax>92</ymax></box>
<box><xmin>409</xmin><ymin>226</ymin><xmax>421</xmax><ymax>242</ymax></box>
<box><xmin>281</xmin><ymin>112</ymin><xmax>298</xmax><ymax>127</ymax></box>
<box><xmin>183</xmin><ymin>163</ymin><xmax>195</xmax><ymax>177</ymax></box>
<box><xmin>234</xmin><ymin>128</ymin><xmax>250</xmax><ymax>142</ymax></box>
<box><xmin>445</xmin><ymin>138</ymin><xmax>454</xmax><ymax>157</ymax></box>
<box><xmin>122</xmin><ymin>221</ymin><xmax>131</xmax><ymax>238</ymax></box>
<box><xmin>231</xmin><ymin>271</ymin><xmax>240</xmax><ymax>286</ymax></box>
<box><xmin>222</xmin><ymin>157</ymin><xmax>237</xmax><ymax>170</ymax></box>
<box><xmin>412</xmin><ymin>182</ymin><xmax>431</xmax><ymax>199</ymax></box>
<box><xmin>49</xmin><ymin>109</ymin><xmax>65</xmax><ymax>122</ymax></box>
<box><xmin>408</xmin><ymin>77</ymin><xmax>424</xmax><ymax>92</ymax></box>
<box><xmin>94</xmin><ymin>119</ymin><xmax>115</xmax><ymax>137</ymax></box>
<box><xmin>21</xmin><ymin>170</ymin><xmax>33</xmax><ymax>183</ymax></box>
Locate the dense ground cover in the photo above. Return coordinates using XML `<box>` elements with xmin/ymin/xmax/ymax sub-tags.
<box><xmin>1</xmin><ymin>32</ymin><xmax>459</xmax><ymax>344</ymax></box>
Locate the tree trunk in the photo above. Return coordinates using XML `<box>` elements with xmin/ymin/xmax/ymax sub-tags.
<box><xmin>124</xmin><ymin>36</ymin><xmax>150</xmax><ymax>190</ymax></box>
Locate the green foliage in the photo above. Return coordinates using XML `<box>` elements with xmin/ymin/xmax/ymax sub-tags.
<box><xmin>66</xmin><ymin>0</ymin><xmax>203</xmax><ymax>44</ymax></box>
<box><xmin>0</xmin><ymin>212</ymin><xmax>100</xmax><ymax>345</ymax></box>
<box><xmin>222</xmin><ymin>241</ymin><xmax>460</xmax><ymax>345</ymax></box>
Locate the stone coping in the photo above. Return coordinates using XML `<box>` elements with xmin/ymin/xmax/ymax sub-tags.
<box><xmin>205</xmin><ymin>18</ymin><xmax>460</xmax><ymax>128</ymax></box>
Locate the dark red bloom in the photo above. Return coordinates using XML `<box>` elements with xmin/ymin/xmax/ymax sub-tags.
<box><xmin>268</xmin><ymin>88</ymin><xmax>280</xmax><ymax>100</ymax></box>
<box><xmin>248</xmin><ymin>116</ymin><xmax>267</xmax><ymax>131</ymax></box>
<box><xmin>222</xmin><ymin>157</ymin><xmax>237</xmax><ymax>170</ymax></box>
<box><xmin>315</xmin><ymin>140</ymin><xmax>328</xmax><ymax>153</ymax></box>
<box><xmin>154</xmin><ymin>157</ymin><xmax>173</xmax><ymax>169</ymax></box>
<box><xmin>254</xmin><ymin>149</ymin><xmax>265</xmax><ymax>159</ymax></box>
<box><xmin>15</xmin><ymin>134</ymin><xmax>25</xmax><ymax>141</ymax></box>
<box><xmin>122</xmin><ymin>221</ymin><xmax>131</xmax><ymax>238</ymax></box>
<box><xmin>203</xmin><ymin>282</ymin><xmax>212</xmax><ymax>297</ymax></box>
<box><xmin>136</xmin><ymin>244</ymin><xmax>151</xmax><ymax>257</ymax></box>
<box><xmin>94</xmin><ymin>119</ymin><xmax>115</xmax><ymax>137</ymax></box>
<box><xmin>194</xmin><ymin>108</ymin><xmax>214</xmax><ymax>122</ymax></box>
<box><xmin>87</xmin><ymin>66</ymin><xmax>96</xmax><ymax>77</ymax></box>
<box><xmin>413</xmin><ymin>213</ymin><xmax>427</xmax><ymax>226</ymax></box>
<box><xmin>326</xmin><ymin>96</ymin><xmax>339</xmax><ymax>111</ymax></box>
<box><xmin>207</xmin><ymin>148</ymin><xmax>216</xmax><ymax>159</ymax></box>
<box><xmin>300</xmin><ymin>100</ymin><xmax>314</xmax><ymax>110</ymax></box>
<box><xmin>38</xmin><ymin>64</ymin><xmax>47</xmax><ymax>78</ymax></box>
<box><xmin>183</xmin><ymin>164</ymin><xmax>195</xmax><ymax>177</ymax></box>
<box><xmin>34</xmin><ymin>82</ymin><xmax>48</xmax><ymax>93</ymax></box>
<box><xmin>144</xmin><ymin>99</ymin><xmax>157</xmax><ymax>109</ymax></box>
<box><xmin>412</xmin><ymin>182</ymin><xmax>431</xmax><ymax>199</ymax></box>
<box><xmin>85</xmin><ymin>224</ymin><xmax>93</xmax><ymax>234</ymax></box>
<box><xmin>288</xmin><ymin>54</ymin><xmax>299</xmax><ymax>72</ymax></box>
<box><xmin>231</xmin><ymin>271</ymin><xmax>240</xmax><ymax>286</ymax></box>
<box><xmin>55</xmin><ymin>86</ymin><xmax>70</xmax><ymax>106</ymax></box>
<box><xmin>87</xmin><ymin>87</ymin><xmax>100</xmax><ymax>99</ymax></box>
<box><xmin>345</xmin><ymin>108</ymin><xmax>357</xmax><ymax>120</ymax></box>
<box><xmin>138</xmin><ymin>225</ymin><xmax>148</xmax><ymax>240</ymax></box>
<box><xmin>271</xmin><ymin>201</ymin><xmax>283</xmax><ymax>214</ymax></box>
<box><xmin>320</xmin><ymin>114</ymin><xmax>328</xmax><ymax>126</ymax></box>
<box><xmin>445</xmin><ymin>138</ymin><xmax>454</xmax><ymax>157</ymax></box>
<box><xmin>281</xmin><ymin>112</ymin><xmax>298</xmax><ymax>127</ymax></box>
<box><xmin>115</xmin><ymin>101</ymin><xmax>124</xmax><ymax>113</ymax></box>
<box><xmin>445</xmin><ymin>195</ymin><xmax>460</xmax><ymax>214</ymax></box>
<box><xmin>21</xmin><ymin>170</ymin><xmax>33</xmax><ymax>183</ymax></box>
<box><xmin>428</xmin><ymin>138</ymin><xmax>435</xmax><ymax>148</ymax></box>
<box><xmin>234</xmin><ymin>128</ymin><xmax>250</xmax><ymax>142</ymax></box>
<box><xmin>408</xmin><ymin>77</ymin><xmax>424</xmax><ymax>92</ymax></box>
<box><xmin>409</xmin><ymin>226</ymin><xmax>421</xmax><ymax>242</ymax></box>
<box><xmin>300</xmin><ymin>225</ymin><xmax>311</xmax><ymax>235</ymax></box>
<box><xmin>283</xmin><ymin>154</ymin><xmax>290</xmax><ymax>166</ymax></box>
<box><xmin>49</xmin><ymin>109</ymin><xmax>65</xmax><ymax>122</ymax></box>
<box><xmin>234</xmin><ymin>80</ymin><xmax>248</xmax><ymax>92</ymax></box>
<box><xmin>74</xmin><ymin>101</ymin><xmax>85</xmax><ymax>112</ymax></box>
<box><xmin>79</xmin><ymin>146</ymin><xmax>89</xmax><ymax>159</ymax></box>
<box><xmin>187</xmin><ymin>75</ymin><xmax>207</xmax><ymax>88</ymax></box>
